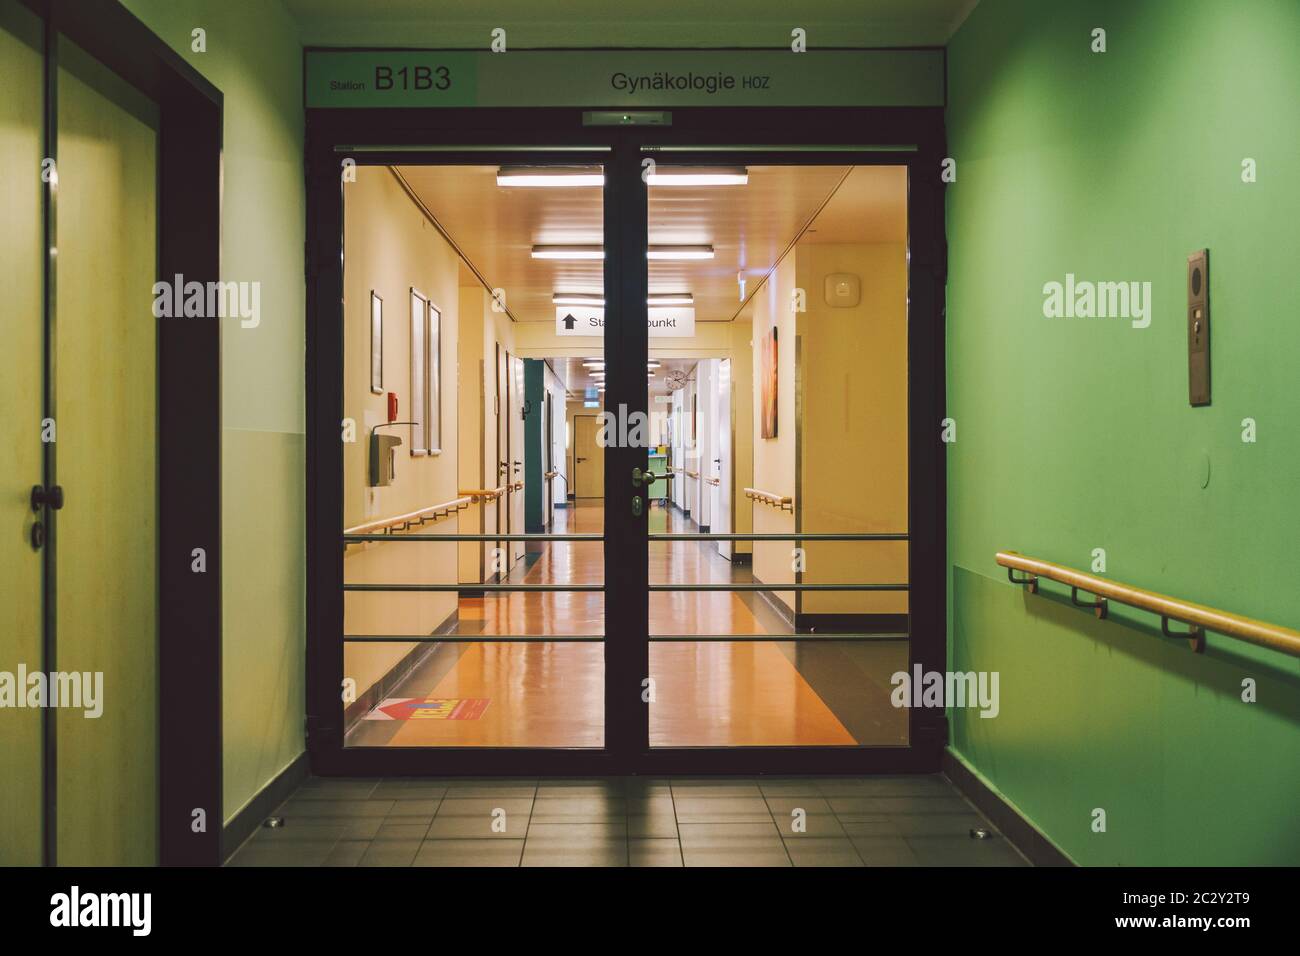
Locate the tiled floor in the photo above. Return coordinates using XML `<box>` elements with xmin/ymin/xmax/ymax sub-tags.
<box><xmin>226</xmin><ymin>774</ymin><xmax>1029</xmax><ymax>867</ymax></box>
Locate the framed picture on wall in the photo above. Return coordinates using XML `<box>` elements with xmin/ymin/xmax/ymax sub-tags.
<box><xmin>761</xmin><ymin>324</ymin><xmax>778</xmax><ymax>438</ymax></box>
<box><xmin>369</xmin><ymin>291</ymin><xmax>383</xmax><ymax>394</ymax></box>
<box><xmin>427</xmin><ymin>302</ymin><xmax>442</xmax><ymax>454</ymax></box>
<box><xmin>409</xmin><ymin>289</ymin><xmax>428</xmax><ymax>455</ymax></box>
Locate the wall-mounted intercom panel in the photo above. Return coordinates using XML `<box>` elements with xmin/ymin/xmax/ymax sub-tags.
<box><xmin>1187</xmin><ymin>249</ymin><xmax>1210</xmax><ymax>406</ymax></box>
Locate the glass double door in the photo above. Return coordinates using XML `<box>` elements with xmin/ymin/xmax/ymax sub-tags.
<box><xmin>334</xmin><ymin>139</ymin><xmax>919</xmax><ymax>771</ymax></box>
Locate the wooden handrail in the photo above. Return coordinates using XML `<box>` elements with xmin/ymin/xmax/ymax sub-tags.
<box><xmin>744</xmin><ymin>487</ymin><xmax>794</xmax><ymax>512</ymax></box>
<box><xmin>997</xmin><ymin>550</ymin><xmax>1300</xmax><ymax>659</ymax></box>
<box><xmin>344</xmin><ymin>495</ymin><xmax>472</xmax><ymax>538</ymax></box>
<box><xmin>459</xmin><ymin>486</ymin><xmax>505</xmax><ymax>503</ymax></box>
<box><xmin>685</xmin><ymin>470</ymin><xmax>700</xmax><ymax>480</ymax></box>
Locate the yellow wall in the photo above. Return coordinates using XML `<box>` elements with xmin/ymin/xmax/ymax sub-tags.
<box><xmin>750</xmin><ymin>255</ymin><xmax>799</xmax><ymax>613</ymax></box>
<box><xmin>0</xmin><ymin>0</ymin><xmax>45</xmax><ymax>867</ymax></box>
<box><xmin>797</xmin><ymin>242</ymin><xmax>909</xmax><ymax>614</ymax></box>
<box><xmin>342</xmin><ymin>166</ymin><xmax>462</xmax><ymax>702</ymax></box>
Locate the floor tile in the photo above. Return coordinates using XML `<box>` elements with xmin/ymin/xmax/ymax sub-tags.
<box><xmin>827</xmin><ymin>795</ymin><xmax>971</xmax><ymax>817</ymax></box>
<box><xmin>525</xmin><ymin>821</ymin><xmax>628</xmax><ymax>841</ymax></box>
<box><xmin>371</xmin><ymin>783</ymin><xmax>450</xmax><ymax>801</ymax></box>
<box><xmin>425</xmin><ymin>813</ymin><xmax>526</xmax><ymax>839</ymax></box>
<box><xmin>816</xmin><ymin>775</ymin><xmax>954</xmax><ymax>797</ymax></box>
<box><xmin>322</xmin><ymin>841</ymin><xmax>370</xmax><ymax>867</ymax></box>
<box><xmin>763</xmin><ymin>795</ymin><xmax>834</xmax><ymax>816</ymax></box>
<box><xmin>627</xmin><ymin>814</ymin><xmax>678</xmax><ymax>838</ymax></box>
<box><xmin>413</xmin><ymin>839</ymin><xmax>525</xmax><ymax>867</ymax></box>
<box><xmin>375</xmin><ymin>821</ymin><xmax>432</xmax><ymax>841</ymax></box>
<box><xmin>774</xmin><ymin>813</ymin><xmax>846</xmax><ymax>839</ymax></box>
<box><xmin>293</xmin><ymin>779</ymin><xmax>381</xmax><ymax>799</ymax></box>
<box><xmin>530</xmin><ymin>795</ymin><xmax>628</xmax><ymax>822</ymax></box>
<box><xmin>905</xmin><ymin>835</ymin><xmax>1028</xmax><ymax>867</ymax></box>
<box><xmin>434</xmin><ymin>797</ymin><xmax>534</xmax><ymax>817</ymax></box>
<box><xmin>384</xmin><ymin>799</ymin><xmax>443</xmax><ymax>819</ymax></box>
<box><xmin>673</xmin><ymin>795</ymin><xmax>773</xmax><ymax>823</ymax></box>
<box><xmin>280</xmin><ymin>798</ymin><xmax>394</xmax><ymax>818</ymax></box>
<box><xmin>227</xmin><ymin>840</ymin><xmax>339</xmax><ymax>867</ymax></box>
<box><xmin>848</xmin><ymin>836</ymin><xmax>921</xmax><ymax>866</ymax></box>
<box><xmin>630</xmin><ymin>838</ymin><xmax>683</xmax><ymax>867</ymax></box>
<box><xmin>521</xmin><ymin>843</ymin><xmax>626</xmax><ymax>866</ymax></box>
<box><xmin>783</xmin><ymin>837</ymin><xmax>864</xmax><ymax>867</ymax></box>
<box><xmin>358</xmin><ymin>840</ymin><xmax>422</xmax><ymax>866</ymax></box>
<box><xmin>681</xmin><ymin>842</ymin><xmax>791</xmax><ymax>867</ymax></box>
<box><xmin>677</xmin><ymin>821</ymin><xmax>782</xmax><ymax>845</ymax></box>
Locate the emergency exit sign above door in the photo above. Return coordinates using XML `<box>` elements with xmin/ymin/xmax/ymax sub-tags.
<box><xmin>304</xmin><ymin>49</ymin><xmax>944</xmax><ymax>109</ymax></box>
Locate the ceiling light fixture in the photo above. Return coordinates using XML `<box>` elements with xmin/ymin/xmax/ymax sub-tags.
<box><xmin>647</xmin><ymin>293</ymin><xmax>695</xmax><ymax>306</ymax></box>
<box><xmin>554</xmin><ymin>294</ymin><xmax>606</xmax><ymax>307</ymax></box>
<box><xmin>532</xmin><ymin>245</ymin><xmax>605</xmax><ymax>260</ymax></box>
<box><xmin>646</xmin><ymin>361</ymin><xmax>661</xmax><ymax>369</ymax></box>
<box><xmin>645</xmin><ymin>166</ymin><xmax>748</xmax><ymax>187</ymax></box>
<box><xmin>647</xmin><ymin>245</ymin><xmax>714</xmax><ymax>260</ymax></box>
<box><xmin>497</xmin><ymin>166</ymin><xmax>604</xmax><ymax>187</ymax></box>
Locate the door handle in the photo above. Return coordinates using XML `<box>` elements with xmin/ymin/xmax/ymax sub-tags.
<box><xmin>31</xmin><ymin>484</ymin><xmax>64</xmax><ymax>511</ymax></box>
<box><xmin>632</xmin><ymin>467</ymin><xmax>671</xmax><ymax>488</ymax></box>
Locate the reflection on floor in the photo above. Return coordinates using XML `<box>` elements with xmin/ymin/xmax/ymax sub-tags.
<box><xmin>227</xmin><ymin>775</ymin><xmax>1030</xmax><ymax>868</ymax></box>
<box><xmin>346</xmin><ymin>503</ymin><xmax>908</xmax><ymax>749</ymax></box>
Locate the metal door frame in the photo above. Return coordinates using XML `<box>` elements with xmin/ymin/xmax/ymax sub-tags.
<box><xmin>304</xmin><ymin>77</ymin><xmax>947</xmax><ymax>776</ymax></box>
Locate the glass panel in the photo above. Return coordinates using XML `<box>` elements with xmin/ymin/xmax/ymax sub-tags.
<box><xmin>341</xmin><ymin>162</ymin><xmax>605</xmax><ymax>747</ymax></box>
<box><xmin>0</xmin><ymin>0</ymin><xmax>46</xmax><ymax>866</ymax></box>
<box><xmin>646</xmin><ymin>163</ymin><xmax>911</xmax><ymax>747</ymax></box>
<box><xmin>55</xmin><ymin>35</ymin><xmax>160</xmax><ymax>859</ymax></box>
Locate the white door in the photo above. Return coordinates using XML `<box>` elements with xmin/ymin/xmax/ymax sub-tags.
<box><xmin>714</xmin><ymin>358</ymin><xmax>733</xmax><ymax>559</ymax></box>
<box><xmin>696</xmin><ymin>362</ymin><xmax>714</xmax><ymax>530</ymax></box>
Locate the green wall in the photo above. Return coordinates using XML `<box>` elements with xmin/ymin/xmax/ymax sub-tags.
<box><xmin>118</xmin><ymin>0</ymin><xmax>307</xmax><ymax>826</ymax></box>
<box><xmin>945</xmin><ymin>0</ymin><xmax>1300</xmax><ymax>865</ymax></box>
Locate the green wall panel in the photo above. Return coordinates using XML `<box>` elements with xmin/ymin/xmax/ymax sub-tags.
<box><xmin>119</xmin><ymin>0</ymin><xmax>308</xmax><ymax>824</ymax></box>
<box><xmin>946</xmin><ymin>0</ymin><xmax>1300</xmax><ymax>865</ymax></box>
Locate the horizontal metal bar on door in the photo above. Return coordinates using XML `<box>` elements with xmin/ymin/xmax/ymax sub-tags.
<box><xmin>648</xmin><ymin>633</ymin><xmax>909</xmax><ymax>643</ymax></box>
<box><xmin>343</xmin><ymin>583</ymin><xmax>603</xmax><ymax>592</ymax></box>
<box><xmin>647</xmin><ymin>583</ymin><xmax>908</xmax><ymax>592</ymax></box>
<box><xmin>343</xmin><ymin>635</ymin><xmax>604</xmax><ymax>643</ymax></box>
<box><xmin>343</xmin><ymin>533</ymin><xmax>603</xmax><ymax>542</ymax></box>
<box><xmin>649</xmin><ymin>533</ymin><xmax>907</xmax><ymax>541</ymax></box>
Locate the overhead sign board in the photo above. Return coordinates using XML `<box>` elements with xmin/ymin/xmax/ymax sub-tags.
<box><xmin>555</xmin><ymin>306</ymin><xmax>696</xmax><ymax>337</ymax></box>
<box><xmin>305</xmin><ymin>49</ymin><xmax>944</xmax><ymax>109</ymax></box>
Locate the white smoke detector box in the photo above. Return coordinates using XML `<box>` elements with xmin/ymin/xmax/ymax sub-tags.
<box><xmin>824</xmin><ymin>273</ymin><xmax>861</xmax><ymax>308</ymax></box>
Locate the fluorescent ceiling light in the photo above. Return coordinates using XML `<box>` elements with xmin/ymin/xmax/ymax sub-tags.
<box><xmin>646</xmin><ymin>166</ymin><xmax>748</xmax><ymax>187</ymax></box>
<box><xmin>647</xmin><ymin>245</ymin><xmax>713</xmax><ymax>260</ymax></box>
<box><xmin>498</xmin><ymin>166</ymin><xmax>603</xmax><ymax>187</ymax></box>
<box><xmin>582</xmin><ymin>361</ymin><xmax>604</xmax><ymax>369</ymax></box>
<box><xmin>647</xmin><ymin>293</ymin><xmax>694</xmax><ymax>306</ymax></box>
<box><xmin>646</xmin><ymin>361</ymin><xmax>661</xmax><ymax>369</ymax></box>
<box><xmin>554</xmin><ymin>294</ymin><xmax>606</xmax><ymax>306</ymax></box>
<box><xmin>532</xmin><ymin>245</ymin><xmax>604</xmax><ymax>260</ymax></box>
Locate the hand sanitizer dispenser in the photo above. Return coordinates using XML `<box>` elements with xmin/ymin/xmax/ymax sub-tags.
<box><xmin>369</xmin><ymin>423</ymin><xmax>413</xmax><ymax>487</ymax></box>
